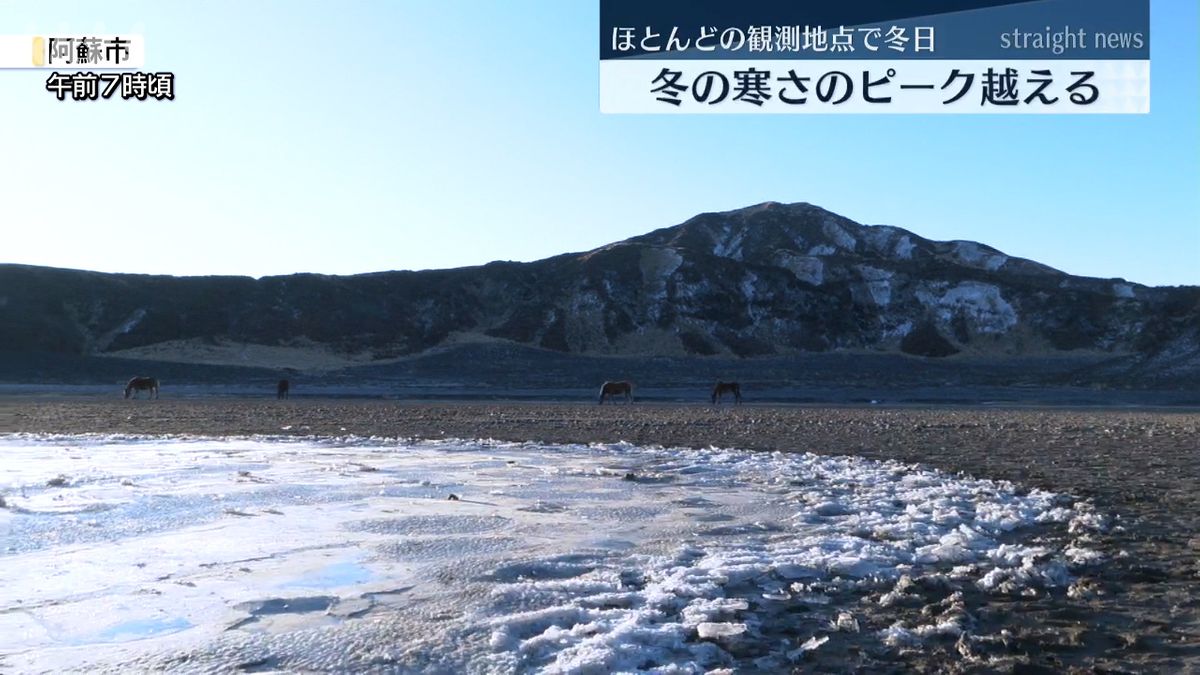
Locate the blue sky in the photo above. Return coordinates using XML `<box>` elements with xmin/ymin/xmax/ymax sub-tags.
<box><xmin>1</xmin><ymin>1</ymin><xmax>1196</xmax><ymax>285</ymax></box>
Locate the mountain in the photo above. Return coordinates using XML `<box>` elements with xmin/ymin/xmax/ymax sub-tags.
<box><xmin>2</xmin><ymin>202</ymin><xmax>1197</xmax><ymax>385</ymax></box>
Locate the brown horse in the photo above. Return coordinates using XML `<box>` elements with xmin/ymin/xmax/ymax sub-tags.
<box><xmin>598</xmin><ymin>381</ymin><xmax>634</xmax><ymax>405</ymax></box>
<box><xmin>711</xmin><ymin>381</ymin><xmax>742</xmax><ymax>405</ymax></box>
<box><xmin>124</xmin><ymin>376</ymin><xmax>159</xmax><ymax>399</ymax></box>
<box><xmin>277</xmin><ymin>379</ymin><xmax>290</xmax><ymax>399</ymax></box>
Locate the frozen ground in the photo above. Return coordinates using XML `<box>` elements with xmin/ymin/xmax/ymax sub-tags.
<box><xmin>0</xmin><ymin>435</ymin><xmax>1105</xmax><ymax>673</ymax></box>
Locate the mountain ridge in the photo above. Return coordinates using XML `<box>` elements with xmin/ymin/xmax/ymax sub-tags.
<box><xmin>1</xmin><ymin>201</ymin><xmax>1196</xmax><ymax>384</ymax></box>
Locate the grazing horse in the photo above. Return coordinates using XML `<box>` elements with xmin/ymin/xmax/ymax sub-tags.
<box><xmin>598</xmin><ymin>381</ymin><xmax>634</xmax><ymax>405</ymax></box>
<box><xmin>711</xmin><ymin>381</ymin><xmax>742</xmax><ymax>405</ymax></box>
<box><xmin>277</xmin><ymin>379</ymin><xmax>290</xmax><ymax>399</ymax></box>
<box><xmin>124</xmin><ymin>376</ymin><xmax>159</xmax><ymax>399</ymax></box>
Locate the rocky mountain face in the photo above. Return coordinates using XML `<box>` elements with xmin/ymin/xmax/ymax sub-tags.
<box><xmin>1</xmin><ymin>202</ymin><xmax>1197</xmax><ymax>378</ymax></box>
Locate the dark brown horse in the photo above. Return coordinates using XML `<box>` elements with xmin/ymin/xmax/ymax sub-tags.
<box><xmin>598</xmin><ymin>381</ymin><xmax>634</xmax><ymax>404</ymax></box>
<box><xmin>124</xmin><ymin>376</ymin><xmax>159</xmax><ymax>399</ymax></box>
<box><xmin>711</xmin><ymin>381</ymin><xmax>742</xmax><ymax>405</ymax></box>
<box><xmin>277</xmin><ymin>379</ymin><xmax>290</xmax><ymax>399</ymax></box>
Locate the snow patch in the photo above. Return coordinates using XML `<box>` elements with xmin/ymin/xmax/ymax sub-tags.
<box><xmin>740</xmin><ymin>272</ymin><xmax>758</xmax><ymax>300</ymax></box>
<box><xmin>893</xmin><ymin>236</ymin><xmax>916</xmax><ymax>260</ymax></box>
<box><xmin>712</xmin><ymin>223</ymin><xmax>747</xmax><ymax>260</ymax></box>
<box><xmin>741</xmin><ymin>273</ymin><xmax>767</xmax><ymax>323</ymax></box>
<box><xmin>778</xmin><ymin>254</ymin><xmax>825</xmax><ymax>285</ymax></box>
<box><xmin>117</xmin><ymin>308</ymin><xmax>147</xmax><ymax>334</ymax></box>
<box><xmin>860</xmin><ymin>226</ymin><xmax>897</xmax><ymax>253</ymax></box>
<box><xmin>564</xmin><ymin>290</ymin><xmax>609</xmax><ymax>351</ymax></box>
<box><xmin>918</xmin><ymin>282</ymin><xmax>1019</xmax><ymax>334</ymax></box>
<box><xmin>949</xmin><ymin>241</ymin><xmax>1007</xmax><ymax>271</ymax></box>
<box><xmin>882</xmin><ymin>320</ymin><xmax>914</xmax><ymax>339</ymax></box>
<box><xmin>821</xmin><ymin>218</ymin><xmax>858</xmax><ymax>251</ymax></box>
<box><xmin>860</xmin><ymin>226</ymin><xmax>915</xmax><ymax>260</ymax></box>
<box><xmin>639</xmin><ymin>248</ymin><xmax>684</xmax><ymax>324</ymax></box>
<box><xmin>640</xmin><ymin>248</ymin><xmax>683</xmax><ymax>294</ymax></box>
<box><xmin>855</xmin><ymin>266</ymin><xmax>895</xmax><ymax>307</ymax></box>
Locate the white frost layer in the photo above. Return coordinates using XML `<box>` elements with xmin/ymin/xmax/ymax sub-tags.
<box><xmin>0</xmin><ymin>435</ymin><xmax>1095</xmax><ymax>673</ymax></box>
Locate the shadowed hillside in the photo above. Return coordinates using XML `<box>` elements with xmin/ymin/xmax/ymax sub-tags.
<box><xmin>2</xmin><ymin>202</ymin><xmax>1197</xmax><ymax>388</ymax></box>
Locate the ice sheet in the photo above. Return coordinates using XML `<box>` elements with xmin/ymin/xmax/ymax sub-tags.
<box><xmin>0</xmin><ymin>434</ymin><xmax>1101</xmax><ymax>673</ymax></box>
